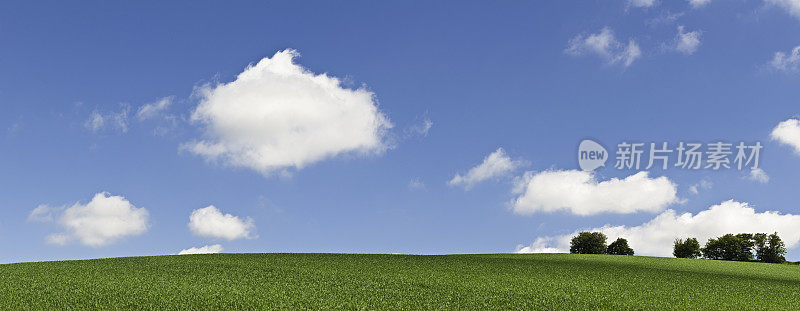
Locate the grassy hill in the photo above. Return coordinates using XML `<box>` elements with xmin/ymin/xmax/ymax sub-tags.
<box><xmin>1</xmin><ymin>253</ymin><xmax>799</xmax><ymax>310</ymax></box>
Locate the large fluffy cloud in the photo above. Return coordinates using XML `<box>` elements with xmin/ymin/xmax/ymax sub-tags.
<box><xmin>188</xmin><ymin>206</ymin><xmax>256</xmax><ymax>240</ymax></box>
<box><xmin>183</xmin><ymin>49</ymin><xmax>392</xmax><ymax>176</ymax></box>
<box><xmin>449</xmin><ymin>148</ymin><xmax>523</xmax><ymax>190</ymax></box>
<box><xmin>511</xmin><ymin>170</ymin><xmax>678</xmax><ymax>215</ymax></box>
<box><xmin>29</xmin><ymin>192</ymin><xmax>149</xmax><ymax>247</ymax></box>
<box><xmin>516</xmin><ymin>200</ymin><xmax>800</xmax><ymax>257</ymax></box>
<box><xmin>771</xmin><ymin>118</ymin><xmax>800</xmax><ymax>153</ymax></box>
<box><xmin>566</xmin><ymin>27</ymin><xmax>641</xmax><ymax>67</ymax></box>
<box><xmin>178</xmin><ymin>244</ymin><xmax>223</xmax><ymax>255</ymax></box>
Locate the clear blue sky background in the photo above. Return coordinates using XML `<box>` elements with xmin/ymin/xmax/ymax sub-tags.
<box><xmin>1</xmin><ymin>0</ymin><xmax>800</xmax><ymax>263</ymax></box>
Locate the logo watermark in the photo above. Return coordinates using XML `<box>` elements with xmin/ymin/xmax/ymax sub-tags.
<box><xmin>578</xmin><ymin>139</ymin><xmax>608</xmax><ymax>171</ymax></box>
<box><xmin>578</xmin><ymin>140</ymin><xmax>762</xmax><ymax>172</ymax></box>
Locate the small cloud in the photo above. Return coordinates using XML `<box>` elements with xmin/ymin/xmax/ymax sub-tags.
<box><xmin>769</xmin><ymin>46</ymin><xmax>800</xmax><ymax>72</ymax></box>
<box><xmin>84</xmin><ymin>105</ymin><xmax>130</xmax><ymax>134</ymax></box>
<box><xmin>765</xmin><ymin>0</ymin><xmax>800</xmax><ymax>20</ymax></box>
<box><xmin>511</xmin><ymin>170</ymin><xmax>679</xmax><ymax>216</ymax></box>
<box><xmin>771</xmin><ymin>118</ymin><xmax>800</xmax><ymax>154</ymax></box>
<box><xmin>408</xmin><ymin>178</ymin><xmax>426</xmax><ymax>191</ymax></box>
<box><xmin>27</xmin><ymin>204</ymin><xmax>62</xmax><ymax>222</ymax></box>
<box><xmin>136</xmin><ymin>96</ymin><xmax>174</xmax><ymax>121</ymax></box>
<box><xmin>566</xmin><ymin>27</ymin><xmax>641</xmax><ymax>67</ymax></box>
<box><xmin>749</xmin><ymin>168</ymin><xmax>770</xmax><ymax>183</ymax></box>
<box><xmin>31</xmin><ymin>192</ymin><xmax>149</xmax><ymax>247</ymax></box>
<box><xmin>688</xmin><ymin>179</ymin><xmax>713</xmax><ymax>195</ymax></box>
<box><xmin>85</xmin><ymin>110</ymin><xmax>105</xmax><ymax>132</ymax></box>
<box><xmin>515</xmin><ymin>237</ymin><xmax>564</xmax><ymax>254</ymax></box>
<box><xmin>688</xmin><ymin>0</ymin><xmax>711</xmax><ymax>8</ymax></box>
<box><xmin>674</xmin><ymin>26</ymin><xmax>702</xmax><ymax>55</ymax></box>
<box><xmin>46</xmin><ymin>234</ymin><xmax>70</xmax><ymax>246</ymax></box>
<box><xmin>449</xmin><ymin>148</ymin><xmax>524</xmax><ymax>190</ymax></box>
<box><xmin>188</xmin><ymin>205</ymin><xmax>256</xmax><ymax>241</ymax></box>
<box><xmin>178</xmin><ymin>244</ymin><xmax>223</xmax><ymax>255</ymax></box>
<box><xmin>6</xmin><ymin>117</ymin><xmax>22</xmax><ymax>137</ymax></box>
<box><xmin>135</xmin><ymin>96</ymin><xmax>181</xmax><ymax>136</ymax></box>
<box><xmin>628</xmin><ymin>0</ymin><xmax>657</xmax><ymax>8</ymax></box>
<box><xmin>646</xmin><ymin>11</ymin><xmax>684</xmax><ymax>26</ymax></box>
<box><xmin>404</xmin><ymin>115</ymin><xmax>433</xmax><ymax>138</ymax></box>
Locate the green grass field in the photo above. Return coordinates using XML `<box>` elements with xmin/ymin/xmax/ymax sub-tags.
<box><xmin>1</xmin><ymin>253</ymin><xmax>799</xmax><ymax>310</ymax></box>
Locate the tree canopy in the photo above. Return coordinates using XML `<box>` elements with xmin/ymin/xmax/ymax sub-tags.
<box><xmin>570</xmin><ymin>232</ymin><xmax>608</xmax><ymax>255</ymax></box>
<box><xmin>701</xmin><ymin>233</ymin><xmax>786</xmax><ymax>263</ymax></box>
<box><xmin>607</xmin><ymin>238</ymin><xmax>634</xmax><ymax>255</ymax></box>
<box><xmin>673</xmin><ymin>238</ymin><xmax>701</xmax><ymax>259</ymax></box>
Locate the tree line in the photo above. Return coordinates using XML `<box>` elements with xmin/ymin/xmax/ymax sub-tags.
<box><xmin>569</xmin><ymin>231</ymin><xmax>787</xmax><ymax>264</ymax></box>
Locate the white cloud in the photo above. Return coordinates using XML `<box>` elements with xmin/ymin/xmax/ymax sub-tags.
<box><xmin>85</xmin><ymin>110</ymin><xmax>105</xmax><ymax>132</ymax></box>
<box><xmin>566</xmin><ymin>27</ymin><xmax>641</xmax><ymax>67</ymax></box>
<box><xmin>183</xmin><ymin>49</ymin><xmax>392</xmax><ymax>176</ymax></box>
<box><xmin>136</xmin><ymin>96</ymin><xmax>180</xmax><ymax>136</ymax></box>
<box><xmin>136</xmin><ymin>96</ymin><xmax>174</xmax><ymax>121</ymax></box>
<box><xmin>188</xmin><ymin>205</ymin><xmax>256</xmax><ymax>240</ymax></box>
<box><xmin>6</xmin><ymin>117</ymin><xmax>22</xmax><ymax>137</ymax></box>
<box><xmin>620</xmin><ymin>41</ymin><xmax>642</xmax><ymax>67</ymax></box>
<box><xmin>675</xmin><ymin>26</ymin><xmax>702</xmax><ymax>55</ymax></box>
<box><xmin>31</xmin><ymin>192</ymin><xmax>149</xmax><ymax>247</ymax></box>
<box><xmin>749</xmin><ymin>168</ymin><xmax>770</xmax><ymax>183</ymax></box>
<box><xmin>405</xmin><ymin>116</ymin><xmax>433</xmax><ymax>137</ymax></box>
<box><xmin>178</xmin><ymin>244</ymin><xmax>223</xmax><ymax>255</ymax></box>
<box><xmin>629</xmin><ymin>0</ymin><xmax>657</xmax><ymax>8</ymax></box>
<box><xmin>84</xmin><ymin>106</ymin><xmax>129</xmax><ymax>133</ymax></box>
<box><xmin>769</xmin><ymin>45</ymin><xmax>800</xmax><ymax>72</ymax></box>
<box><xmin>515</xmin><ymin>237</ymin><xmax>564</xmax><ymax>254</ymax></box>
<box><xmin>646</xmin><ymin>12</ymin><xmax>684</xmax><ymax>26</ymax></box>
<box><xmin>449</xmin><ymin>148</ymin><xmax>524</xmax><ymax>190</ymax></box>
<box><xmin>688</xmin><ymin>0</ymin><xmax>711</xmax><ymax>8</ymax></box>
<box><xmin>511</xmin><ymin>170</ymin><xmax>678</xmax><ymax>216</ymax></box>
<box><xmin>408</xmin><ymin>178</ymin><xmax>426</xmax><ymax>191</ymax></box>
<box><xmin>766</xmin><ymin>0</ymin><xmax>800</xmax><ymax>20</ymax></box>
<box><xmin>516</xmin><ymin>200</ymin><xmax>800</xmax><ymax>257</ymax></box>
<box><xmin>28</xmin><ymin>204</ymin><xmax>59</xmax><ymax>222</ymax></box>
<box><xmin>771</xmin><ymin>118</ymin><xmax>800</xmax><ymax>154</ymax></box>
<box><xmin>45</xmin><ymin>234</ymin><xmax>70</xmax><ymax>246</ymax></box>
<box><xmin>688</xmin><ymin>179</ymin><xmax>712</xmax><ymax>195</ymax></box>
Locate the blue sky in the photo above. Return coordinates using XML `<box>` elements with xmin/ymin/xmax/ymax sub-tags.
<box><xmin>3</xmin><ymin>0</ymin><xmax>800</xmax><ymax>263</ymax></box>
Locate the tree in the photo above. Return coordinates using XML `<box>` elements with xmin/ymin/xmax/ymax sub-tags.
<box><xmin>673</xmin><ymin>238</ymin><xmax>701</xmax><ymax>259</ymax></box>
<box><xmin>701</xmin><ymin>234</ymin><xmax>754</xmax><ymax>261</ymax></box>
<box><xmin>735</xmin><ymin>233</ymin><xmax>756</xmax><ymax>251</ymax></box>
<box><xmin>570</xmin><ymin>232</ymin><xmax>607</xmax><ymax>254</ymax></box>
<box><xmin>755</xmin><ymin>232</ymin><xmax>786</xmax><ymax>263</ymax></box>
<box><xmin>753</xmin><ymin>233</ymin><xmax>768</xmax><ymax>261</ymax></box>
<box><xmin>701</xmin><ymin>232</ymin><xmax>786</xmax><ymax>263</ymax></box>
<box><xmin>606</xmin><ymin>238</ymin><xmax>634</xmax><ymax>255</ymax></box>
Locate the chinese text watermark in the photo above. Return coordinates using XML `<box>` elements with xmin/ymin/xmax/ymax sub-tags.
<box><xmin>578</xmin><ymin>140</ymin><xmax>762</xmax><ymax>172</ymax></box>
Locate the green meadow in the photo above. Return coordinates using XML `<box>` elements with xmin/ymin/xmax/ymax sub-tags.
<box><xmin>1</xmin><ymin>253</ymin><xmax>799</xmax><ymax>310</ymax></box>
